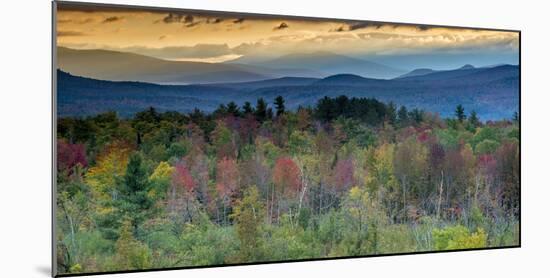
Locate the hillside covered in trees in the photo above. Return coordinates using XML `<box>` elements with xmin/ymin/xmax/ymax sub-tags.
<box><xmin>56</xmin><ymin>96</ymin><xmax>519</xmax><ymax>274</ymax></box>
<box><xmin>57</xmin><ymin>63</ymin><xmax>519</xmax><ymax>120</ymax></box>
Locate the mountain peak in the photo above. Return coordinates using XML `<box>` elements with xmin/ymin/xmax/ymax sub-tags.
<box><xmin>314</xmin><ymin>73</ymin><xmax>384</xmax><ymax>85</ymax></box>
<box><xmin>459</xmin><ymin>64</ymin><xmax>475</xmax><ymax>70</ymax></box>
<box><xmin>322</xmin><ymin>73</ymin><xmax>367</xmax><ymax>80</ymax></box>
<box><xmin>397</xmin><ymin>68</ymin><xmax>436</xmax><ymax>79</ymax></box>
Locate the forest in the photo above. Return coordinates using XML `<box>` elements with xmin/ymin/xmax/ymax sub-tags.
<box><xmin>56</xmin><ymin>95</ymin><xmax>520</xmax><ymax>274</ymax></box>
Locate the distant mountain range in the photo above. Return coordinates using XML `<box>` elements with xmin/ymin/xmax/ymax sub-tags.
<box><xmin>57</xmin><ymin>47</ymin><xmax>408</xmax><ymax>83</ymax></box>
<box><xmin>236</xmin><ymin>51</ymin><xmax>405</xmax><ymax>79</ymax></box>
<box><xmin>57</xmin><ymin>64</ymin><xmax>519</xmax><ymax>120</ymax></box>
<box><xmin>57</xmin><ymin>47</ymin><xmax>322</xmax><ymax>84</ymax></box>
<box><xmin>397</xmin><ymin>64</ymin><xmax>509</xmax><ymax>79</ymax></box>
<box><xmin>397</xmin><ymin>68</ymin><xmax>438</xmax><ymax>79</ymax></box>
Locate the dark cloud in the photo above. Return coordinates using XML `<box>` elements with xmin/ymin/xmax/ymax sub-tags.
<box><xmin>57</xmin><ymin>30</ymin><xmax>87</xmax><ymax>37</ymax></box>
<box><xmin>184</xmin><ymin>15</ymin><xmax>194</xmax><ymax>23</ymax></box>
<box><xmin>58</xmin><ymin>18</ymin><xmax>95</xmax><ymax>24</ymax></box>
<box><xmin>273</xmin><ymin>22</ymin><xmax>289</xmax><ymax>30</ymax></box>
<box><xmin>161</xmin><ymin>13</ymin><xmax>197</xmax><ymax>27</ymax></box>
<box><xmin>233</xmin><ymin>18</ymin><xmax>245</xmax><ymax>24</ymax></box>
<box><xmin>162</xmin><ymin>13</ymin><xmax>184</xmax><ymax>23</ymax></box>
<box><xmin>207</xmin><ymin>18</ymin><xmax>224</xmax><ymax>24</ymax></box>
<box><xmin>158</xmin><ymin>35</ymin><xmax>167</xmax><ymax>40</ymax></box>
<box><xmin>102</xmin><ymin>16</ymin><xmax>123</xmax><ymax>23</ymax></box>
<box><xmin>332</xmin><ymin>26</ymin><xmax>347</xmax><ymax>32</ymax></box>
<box><xmin>348</xmin><ymin>22</ymin><xmax>384</xmax><ymax>31</ymax></box>
<box><xmin>416</xmin><ymin>25</ymin><xmax>432</xmax><ymax>31</ymax></box>
<box><xmin>331</xmin><ymin>22</ymin><xmax>404</xmax><ymax>32</ymax></box>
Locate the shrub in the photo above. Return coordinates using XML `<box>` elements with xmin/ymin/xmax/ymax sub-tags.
<box><xmin>433</xmin><ymin>225</ymin><xmax>487</xmax><ymax>250</ymax></box>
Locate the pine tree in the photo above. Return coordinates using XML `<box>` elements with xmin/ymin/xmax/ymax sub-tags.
<box><xmin>468</xmin><ymin>110</ymin><xmax>481</xmax><ymax>127</ymax></box>
<box><xmin>243</xmin><ymin>101</ymin><xmax>254</xmax><ymax>114</ymax></box>
<box><xmin>455</xmin><ymin>104</ymin><xmax>466</xmax><ymax>123</ymax></box>
<box><xmin>386</xmin><ymin>102</ymin><xmax>397</xmax><ymax>125</ymax></box>
<box><xmin>226</xmin><ymin>101</ymin><xmax>240</xmax><ymax>117</ymax></box>
<box><xmin>397</xmin><ymin>105</ymin><xmax>408</xmax><ymax>126</ymax></box>
<box><xmin>274</xmin><ymin>96</ymin><xmax>285</xmax><ymax>116</ymax></box>
<box><xmin>115</xmin><ymin>152</ymin><xmax>153</xmax><ymax>230</ymax></box>
<box><xmin>255</xmin><ymin>98</ymin><xmax>267</xmax><ymax>122</ymax></box>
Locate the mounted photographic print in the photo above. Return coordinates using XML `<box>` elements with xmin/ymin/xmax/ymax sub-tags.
<box><xmin>53</xmin><ymin>1</ymin><xmax>520</xmax><ymax>276</ymax></box>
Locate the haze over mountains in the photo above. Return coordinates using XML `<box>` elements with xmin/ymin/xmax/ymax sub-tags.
<box><xmin>58</xmin><ymin>47</ymin><xmax>406</xmax><ymax>84</ymax></box>
<box><xmin>230</xmin><ymin>51</ymin><xmax>404</xmax><ymax>79</ymax></box>
<box><xmin>57</xmin><ymin>63</ymin><xmax>519</xmax><ymax>120</ymax></box>
<box><xmin>57</xmin><ymin>47</ymin><xmax>323</xmax><ymax>84</ymax></box>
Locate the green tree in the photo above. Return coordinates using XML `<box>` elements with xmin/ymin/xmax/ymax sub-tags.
<box><xmin>274</xmin><ymin>95</ymin><xmax>285</xmax><ymax>116</ymax></box>
<box><xmin>114</xmin><ymin>220</ymin><xmax>152</xmax><ymax>270</ymax></box>
<box><xmin>468</xmin><ymin>110</ymin><xmax>481</xmax><ymax>128</ymax></box>
<box><xmin>455</xmin><ymin>104</ymin><xmax>466</xmax><ymax>123</ymax></box>
<box><xmin>242</xmin><ymin>101</ymin><xmax>254</xmax><ymax>114</ymax></box>
<box><xmin>115</xmin><ymin>152</ymin><xmax>154</xmax><ymax>231</ymax></box>
<box><xmin>386</xmin><ymin>102</ymin><xmax>397</xmax><ymax>125</ymax></box>
<box><xmin>231</xmin><ymin>186</ymin><xmax>265</xmax><ymax>262</ymax></box>
<box><xmin>397</xmin><ymin>106</ymin><xmax>408</xmax><ymax>126</ymax></box>
<box><xmin>255</xmin><ymin>98</ymin><xmax>268</xmax><ymax>122</ymax></box>
<box><xmin>226</xmin><ymin>101</ymin><xmax>240</xmax><ymax>117</ymax></box>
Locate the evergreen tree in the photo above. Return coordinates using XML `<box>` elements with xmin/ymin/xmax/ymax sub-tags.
<box><xmin>132</xmin><ymin>107</ymin><xmax>160</xmax><ymax>146</ymax></box>
<box><xmin>469</xmin><ymin>110</ymin><xmax>481</xmax><ymax>127</ymax></box>
<box><xmin>115</xmin><ymin>152</ymin><xmax>153</xmax><ymax>231</ymax></box>
<box><xmin>397</xmin><ymin>105</ymin><xmax>409</xmax><ymax>126</ymax></box>
<box><xmin>266</xmin><ymin>108</ymin><xmax>274</xmax><ymax>121</ymax></box>
<box><xmin>455</xmin><ymin>104</ymin><xmax>466</xmax><ymax>123</ymax></box>
<box><xmin>386</xmin><ymin>101</ymin><xmax>397</xmax><ymax>125</ymax></box>
<box><xmin>214</xmin><ymin>104</ymin><xmax>228</xmax><ymax>117</ymax></box>
<box><xmin>243</xmin><ymin>101</ymin><xmax>254</xmax><ymax>114</ymax></box>
<box><xmin>226</xmin><ymin>101</ymin><xmax>240</xmax><ymax>117</ymax></box>
<box><xmin>274</xmin><ymin>95</ymin><xmax>285</xmax><ymax>116</ymax></box>
<box><xmin>409</xmin><ymin>108</ymin><xmax>423</xmax><ymax>124</ymax></box>
<box><xmin>255</xmin><ymin>98</ymin><xmax>267</xmax><ymax>122</ymax></box>
<box><xmin>315</xmin><ymin>96</ymin><xmax>335</xmax><ymax>122</ymax></box>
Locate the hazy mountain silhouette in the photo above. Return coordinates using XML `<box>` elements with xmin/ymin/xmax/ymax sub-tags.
<box><xmin>57</xmin><ymin>64</ymin><xmax>518</xmax><ymax>120</ymax></box>
<box><xmin>246</xmin><ymin>51</ymin><xmax>405</xmax><ymax>79</ymax></box>
<box><xmin>397</xmin><ymin>68</ymin><xmax>438</xmax><ymax>79</ymax></box>
<box><xmin>57</xmin><ymin>47</ymin><xmax>321</xmax><ymax>84</ymax></box>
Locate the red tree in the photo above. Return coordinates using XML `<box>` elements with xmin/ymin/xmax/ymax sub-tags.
<box><xmin>215</xmin><ymin>157</ymin><xmax>239</xmax><ymax>224</ymax></box>
<box><xmin>216</xmin><ymin>157</ymin><xmax>239</xmax><ymax>199</ymax></box>
<box><xmin>172</xmin><ymin>162</ymin><xmax>196</xmax><ymax>193</ymax></box>
<box><xmin>57</xmin><ymin>140</ymin><xmax>87</xmax><ymax>173</ymax></box>
<box><xmin>168</xmin><ymin>162</ymin><xmax>198</xmax><ymax>222</ymax></box>
<box><xmin>273</xmin><ymin>157</ymin><xmax>302</xmax><ymax>197</ymax></box>
<box><xmin>332</xmin><ymin>158</ymin><xmax>354</xmax><ymax>191</ymax></box>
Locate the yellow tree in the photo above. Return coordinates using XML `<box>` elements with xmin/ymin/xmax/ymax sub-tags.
<box><xmin>114</xmin><ymin>220</ymin><xmax>152</xmax><ymax>270</ymax></box>
<box><xmin>148</xmin><ymin>161</ymin><xmax>174</xmax><ymax>201</ymax></box>
<box><xmin>365</xmin><ymin>143</ymin><xmax>400</xmax><ymax>220</ymax></box>
<box><xmin>231</xmin><ymin>187</ymin><xmax>265</xmax><ymax>262</ymax></box>
<box><xmin>86</xmin><ymin>144</ymin><xmax>132</xmax><ymax>203</ymax></box>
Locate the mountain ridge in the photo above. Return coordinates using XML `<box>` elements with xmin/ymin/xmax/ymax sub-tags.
<box><xmin>57</xmin><ymin>64</ymin><xmax>519</xmax><ymax>120</ymax></box>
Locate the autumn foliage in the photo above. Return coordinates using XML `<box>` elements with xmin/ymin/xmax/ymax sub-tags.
<box><xmin>273</xmin><ymin>157</ymin><xmax>302</xmax><ymax>197</ymax></box>
<box><xmin>56</xmin><ymin>99</ymin><xmax>519</xmax><ymax>274</ymax></box>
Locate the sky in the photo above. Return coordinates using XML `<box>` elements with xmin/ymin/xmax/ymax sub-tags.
<box><xmin>56</xmin><ymin>3</ymin><xmax>519</xmax><ymax>70</ymax></box>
